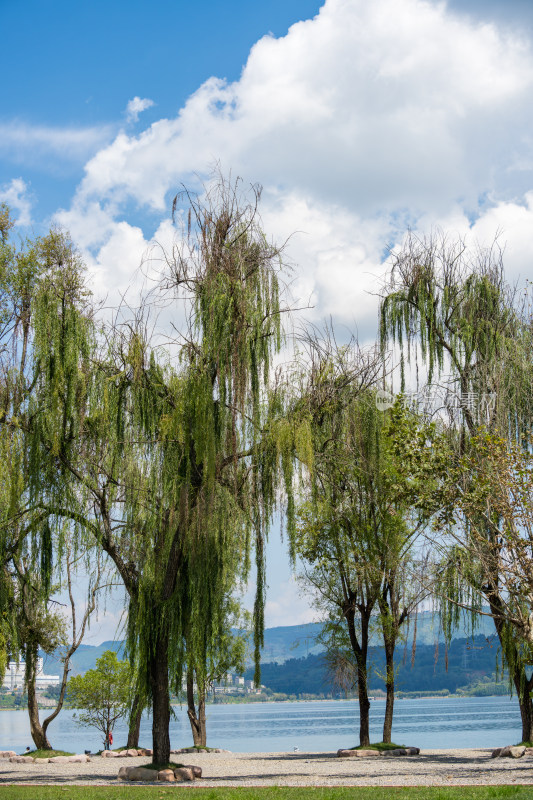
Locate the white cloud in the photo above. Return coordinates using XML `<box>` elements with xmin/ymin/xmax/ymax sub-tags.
<box><xmin>0</xmin><ymin>122</ymin><xmax>113</xmax><ymax>165</ymax></box>
<box><xmin>0</xmin><ymin>178</ymin><xmax>32</xmax><ymax>226</ymax></box>
<box><xmin>126</xmin><ymin>96</ymin><xmax>155</xmax><ymax>123</ymax></box>
<box><xmin>54</xmin><ymin>0</ymin><xmax>533</xmax><ymax>329</ymax></box>
<box><xmin>265</xmin><ymin>577</ymin><xmax>320</xmax><ymax>628</ymax></box>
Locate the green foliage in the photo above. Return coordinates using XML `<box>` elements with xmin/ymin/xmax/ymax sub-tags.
<box><xmin>68</xmin><ymin>650</ymin><xmax>132</xmax><ymax>746</ymax></box>
<box><xmin>379</xmin><ymin>230</ymin><xmax>533</xmax><ymax>733</ymax></box>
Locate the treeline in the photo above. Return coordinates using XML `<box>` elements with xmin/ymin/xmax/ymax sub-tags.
<box><xmin>245</xmin><ymin>636</ymin><xmax>506</xmax><ymax>697</ymax></box>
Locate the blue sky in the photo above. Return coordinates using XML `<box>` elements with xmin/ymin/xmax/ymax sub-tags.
<box><xmin>2</xmin><ymin>0</ymin><xmax>533</xmax><ymax>640</ymax></box>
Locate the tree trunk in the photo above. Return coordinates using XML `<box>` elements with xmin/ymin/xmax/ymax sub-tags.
<box><xmin>127</xmin><ymin>693</ymin><xmax>143</xmax><ymax>749</ymax></box>
<box><xmin>149</xmin><ymin>635</ymin><xmax>171</xmax><ymax>765</ymax></box>
<box><xmin>186</xmin><ymin>669</ymin><xmax>207</xmax><ymax>747</ymax></box>
<box><xmin>355</xmin><ymin>654</ymin><xmax>371</xmax><ymax>747</ymax></box>
<box><xmin>518</xmin><ymin>688</ymin><xmax>533</xmax><ymax>743</ymax></box>
<box><xmin>490</xmin><ymin>595</ymin><xmax>533</xmax><ymax>742</ymax></box>
<box><xmin>26</xmin><ymin>646</ymin><xmax>53</xmax><ymax>751</ymax></box>
<box><xmin>345</xmin><ymin>606</ymin><xmax>372</xmax><ymax>747</ymax></box>
<box><xmin>382</xmin><ymin>638</ymin><xmax>395</xmax><ymax>744</ymax></box>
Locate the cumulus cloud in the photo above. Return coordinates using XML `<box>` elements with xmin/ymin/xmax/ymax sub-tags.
<box><xmin>55</xmin><ymin>0</ymin><xmax>533</xmax><ymax>331</ymax></box>
<box><xmin>0</xmin><ymin>178</ymin><xmax>33</xmax><ymax>226</ymax></box>
<box><xmin>126</xmin><ymin>96</ymin><xmax>155</xmax><ymax>123</ymax></box>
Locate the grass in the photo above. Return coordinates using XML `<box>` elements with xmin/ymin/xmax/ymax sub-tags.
<box><xmin>351</xmin><ymin>742</ymin><xmax>408</xmax><ymax>751</ymax></box>
<box><xmin>135</xmin><ymin>761</ymin><xmax>185</xmax><ymax>770</ymax></box>
<box><xmin>23</xmin><ymin>749</ymin><xmax>74</xmax><ymax>758</ymax></box>
<box><xmin>0</xmin><ymin>787</ymin><xmax>530</xmax><ymax>799</ymax></box>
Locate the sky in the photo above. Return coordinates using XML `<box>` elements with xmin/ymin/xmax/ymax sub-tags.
<box><xmin>3</xmin><ymin>0</ymin><xmax>533</xmax><ymax>641</ymax></box>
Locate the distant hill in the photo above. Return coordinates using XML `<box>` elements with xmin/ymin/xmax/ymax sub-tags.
<box><xmin>249</xmin><ymin>608</ymin><xmax>498</xmax><ymax>664</ymax></box>
<box><xmin>38</xmin><ymin>609</ymin><xmax>498</xmax><ymax>679</ymax></box>
<box><xmin>243</xmin><ymin>634</ymin><xmax>505</xmax><ymax>697</ymax></box>
<box><xmin>39</xmin><ymin>640</ymin><xmax>125</xmax><ymax>680</ymax></box>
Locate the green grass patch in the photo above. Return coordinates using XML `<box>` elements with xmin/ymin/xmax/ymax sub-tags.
<box><xmin>182</xmin><ymin>745</ymin><xmax>220</xmax><ymax>751</ymax></box>
<box><xmin>0</xmin><ymin>787</ymin><xmax>531</xmax><ymax>800</ymax></box>
<box><xmin>516</xmin><ymin>740</ymin><xmax>533</xmax><ymax>747</ymax></box>
<box><xmin>24</xmin><ymin>749</ymin><xmax>74</xmax><ymax>758</ymax></box>
<box><xmin>351</xmin><ymin>742</ymin><xmax>407</xmax><ymax>751</ymax></box>
<box><xmin>136</xmin><ymin>761</ymin><xmax>185</xmax><ymax>770</ymax></box>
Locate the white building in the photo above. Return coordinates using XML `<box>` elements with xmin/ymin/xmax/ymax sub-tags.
<box><xmin>3</xmin><ymin>658</ymin><xmax>60</xmax><ymax>691</ymax></box>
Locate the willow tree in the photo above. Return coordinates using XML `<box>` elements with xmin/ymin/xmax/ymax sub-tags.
<box><xmin>21</xmin><ymin>177</ymin><xmax>300</xmax><ymax>765</ymax></box>
<box><xmin>379</xmin><ymin>230</ymin><xmax>533</xmax><ymax>740</ymax></box>
<box><xmin>295</xmin><ymin>381</ymin><xmax>439</xmax><ymax>745</ymax></box>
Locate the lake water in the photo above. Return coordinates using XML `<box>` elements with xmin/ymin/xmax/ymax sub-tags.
<box><xmin>0</xmin><ymin>697</ymin><xmax>523</xmax><ymax>754</ymax></box>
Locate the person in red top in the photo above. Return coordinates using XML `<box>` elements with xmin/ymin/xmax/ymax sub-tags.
<box><xmin>105</xmin><ymin>731</ymin><xmax>113</xmax><ymax>751</ymax></box>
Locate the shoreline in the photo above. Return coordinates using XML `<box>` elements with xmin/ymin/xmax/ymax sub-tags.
<box><xmin>1</xmin><ymin>749</ymin><xmax>532</xmax><ymax>786</ymax></box>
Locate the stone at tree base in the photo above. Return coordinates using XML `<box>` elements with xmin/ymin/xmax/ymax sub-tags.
<box><xmin>48</xmin><ymin>756</ymin><xmax>70</xmax><ymax>764</ymax></box>
<box><xmin>185</xmin><ymin>764</ymin><xmax>202</xmax><ymax>778</ymax></box>
<box><xmin>337</xmin><ymin>749</ymin><xmax>381</xmax><ymax>758</ymax></box>
<box><xmin>0</xmin><ymin>751</ymin><xmax>16</xmax><ymax>758</ymax></box>
<box><xmin>117</xmin><ymin>766</ymin><xmax>135</xmax><ymax>780</ymax></box>
<box><xmin>126</xmin><ymin>767</ymin><xmax>158</xmax><ymax>781</ymax></box>
<box><xmin>68</xmin><ymin>754</ymin><xmax>91</xmax><ymax>763</ymax></box>
<box><xmin>9</xmin><ymin>756</ymin><xmax>35</xmax><ymax>763</ymax></box>
<box><xmin>139</xmin><ymin>748</ymin><xmax>152</xmax><ymax>756</ymax></box>
<box><xmin>494</xmin><ymin>745</ymin><xmax>526</xmax><ymax>758</ymax></box>
<box><xmin>525</xmin><ymin>747</ymin><xmax>533</xmax><ymax>756</ymax></box>
<box><xmin>174</xmin><ymin>767</ymin><xmax>194</xmax><ymax>781</ymax></box>
<box><xmin>101</xmin><ymin>750</ymin><xmax>119</xmax><ymax>758</ymax></box>
<box><xmin>157</xmin><ymin>769</ymin><xmax>176</xmax><ymax>782</ymax></box>
<box><xmin>406</xmin><ymin>747</ymin><xmax>420</xmax><ymax>755</ymax></box>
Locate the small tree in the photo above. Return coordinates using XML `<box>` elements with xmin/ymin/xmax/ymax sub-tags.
<box><xmin>68</xmin><ymin>651</ymin><xmax>131</xmax><ymax>749</ymax></box>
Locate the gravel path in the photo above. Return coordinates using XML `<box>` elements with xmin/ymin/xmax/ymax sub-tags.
<box><xmin>0</xmin><ymin>749</ymin><xmax>533</xmax><ymax>786</ymax></box>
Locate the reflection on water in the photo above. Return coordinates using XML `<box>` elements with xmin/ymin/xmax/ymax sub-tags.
<box><xmin>0</xmin><ymin>696</ymin><xmax>522</xmax><ymax>753</ymax></box>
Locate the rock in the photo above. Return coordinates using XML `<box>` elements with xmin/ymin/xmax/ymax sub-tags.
<box><xmin>383</xmin><ymin>748</ymin><xmax>408</xmax><ymax>756</ymax></box>
<box><xmin>118</xmin><ymin>766</ymin><xmax>135</xmax><ymax>780</ymax></box>
<box><xmin>102</xmin><ymin>750</ymin><xmax>119</xmax><ymax>758</ymax></box>
<box><xmin>498</xmin><ymin>745</ymin><xmax>526</xmax><ymax>759</ymax></box>
<box><xmin>9</xmin><ymin>756</ymin><xmax>35</xmax><ymax>763</ymax></box>
<box><xmin>127</xmin><ymin>767</ymin><xmax>158</xmax><ymax>782</ymax></box>
<box><xmin>49</xmin><ymin>756</ymin><xmax>70</xmax><ymax>764</ymax></box>
<box><xmin>491</xmin><ymin>748</ymin><xmax>502</xmax><ymax>758</ymax></box>
<box><xmin>140</xmin><ymin>748</ymin><xmax>153</xmax><ymax>756</ymax></box>
<box><xmin>337</xmin><ymin>748</ymin><xmax>380</xmax><ymax>758</ymax></box>
<box><xmin>126</xmin><ymin>749</ymin><xmax>139</xmax><ymax>757</ymax></box>
<box><xmin>68</xmin><ymin>754</ymin><xmax>91</xmax><ymax>763</ymax></box>
<box><xmin>185</xmin><ymin>764</ymin><xmax>202</xmax><ymax>778</ymax></box>
<box><xmin>406</xmin><ymin>747</ymin><xmax>420</xmax><ymax>755</ymax></box>
<box><xmin>157</xmin><ymin>769</ymin><xmax>176</xmax><ymax>782</ymax></box>
<box><xmin>525</xmin><ymin>747</ymin><xmax>533</xmax><ymax>756</ymax></box>
<box><xmin>174</xmin><ymin>767</ymin><xmax>194</xmax><ymax>782</ymax></box>
<box><xmin>0</xmin><ymin>751</ymin><xmax>16</xmax><ymax>758</ymax></box>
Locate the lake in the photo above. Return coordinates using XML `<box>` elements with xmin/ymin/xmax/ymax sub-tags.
<box><xmin>0</xmin><ymin>696</ymin><xmax>522</xmax><ymax>754</ymax></box>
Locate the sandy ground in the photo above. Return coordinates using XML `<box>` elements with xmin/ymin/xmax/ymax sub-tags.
<box><xmin>0</xmin><ymin>749</ymin><xmax>532</xmax><ymax>786</ymax></box>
